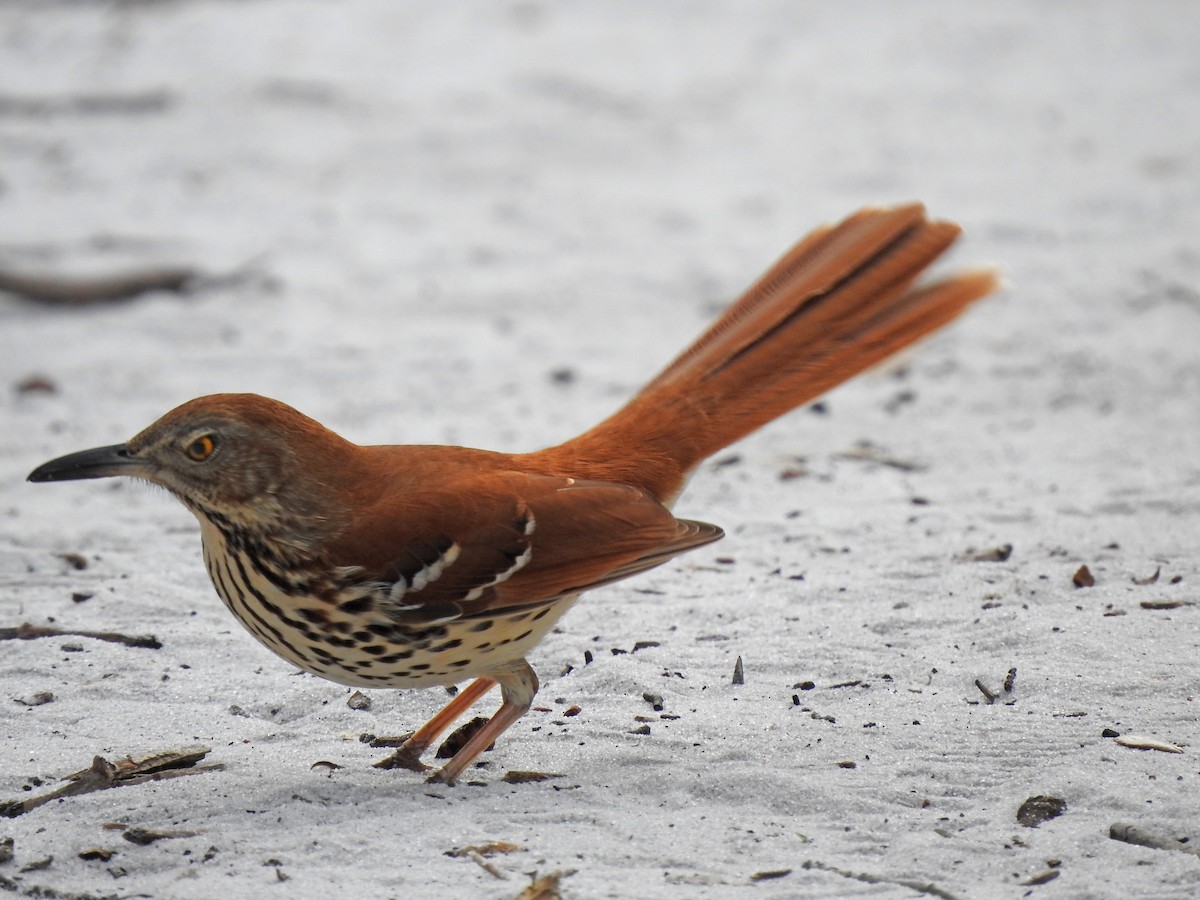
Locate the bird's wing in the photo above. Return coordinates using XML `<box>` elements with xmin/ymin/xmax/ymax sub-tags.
<box><xmin>322</xmin><ymin>470</ymin><xmax>722</xmax><ymax>626</ymax></box>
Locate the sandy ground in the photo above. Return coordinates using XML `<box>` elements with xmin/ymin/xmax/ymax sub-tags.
<box><xmin>1</xmin><ymin>2</ymin><xmax>1199</xmax><ymax>898</ymax></box>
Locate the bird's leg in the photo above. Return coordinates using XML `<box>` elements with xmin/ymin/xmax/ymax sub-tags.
<box><xmin>373</xmin><ymin>676</ymin><xmax>496</xmax><ymax>771</ymax></box>
<box><xmin>426</xmin><ymin>658</ymin><xmax>539</xmax><ymax>785</ymax></box>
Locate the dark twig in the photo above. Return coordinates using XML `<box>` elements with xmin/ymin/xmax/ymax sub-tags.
<box><xmin>975</xmin><ymin>667</ymin><xmax>1017</xmax><ymax>705</ymax></box>
<box><xmin>801</xmin><ymin>860</ymin><xmax>961</xmax><ymax>900</ymax></box>
<box><xmin>0</xmin><ymin>266</ymin><xmax>197</xmax><ymax>305</ymax></box>
<box><xmin>0</xmin><ymin>255</ymin><xmax>271</xmax><ymax>307</ymax></box>
<box><xmin>833</xmin><ymin>444</ymin><xmax>926</xmax><ymax>472</ymax></box>
<box><xmin>0</xmin><ymin>622</ymin><xmax>161</xmax><ymax>650</ymax></box>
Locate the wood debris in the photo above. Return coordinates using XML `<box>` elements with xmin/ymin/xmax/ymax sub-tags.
<box><xmin>0</xmin><ymin>90</ymin><xmax>172</xmax><ymax>117</ymax></box>
<box><xmin>14</xmin><ymin>691</ymin><xmax>54</xmax><ymax>707</ymax></box>
<box><xmin>1132</xmin><ymin>567</ymin><xmax>1161</xmax><ymax>586</ymax></box>
<box><xmin>1113</xmin><ymin>735</ymin><xmax>1183</xmax><ymax>754</ymax></box>
<box><xmin>123</xmin><ymin>826</ymin><xmax>199</xmax><ymax>845</ymax></box>
<box><xmin>14</xmin><ymin>374</ymin><xmax>57</xmax><ymax>395</ymax></box>
<box><xmin>446</xmin><ymin>842</ymin><xmax>523</xmax><ymax>881</ymax></box>
<box><xmin>834</xmin><ymin>442</ymin><xmax>926</xmax><ymax>472</ymax></box>
<box><xmin>959</xmin><ymin>544</ymin><xmax>1013</xmax><ymax>563</ymax></box>
<box><xmin>0</xmin><ymin>265</ymin><xmax>197</xmax><ymax>306</ymax></box>
<box><xmin>750</xmin><ymin>869</ymin><xmax>792</xmax><ymax>882</ymax></box>
<box><xmin>515</xmin><ymin>869</ymin><xmax>575</xmax><ymax>900</ymax></box>
<box><xmin>0</xmin><ymin>746</ymin><xmax>221</xmax><ymax>818</ymax></box>
<box><xmin>446</xmin><ymin>841</ymin><xmax>522</xmax><ymax>858</ymax></box>
<box><xmin>367</xmin><ymin>733</ymin><xmax>413</xmax><ymax>748</ymax></box>
<box><xmin>1022</xmin><ymin>869</ymin><xmax>1060</xmax><ymax>886</ymax></box>
<box><xmin>57</xmin><ymin>552</ymin><xmax>88</xmax><ymax>570</ymax></box>
<box><xmin>1110</xmin><ymin>822</ymin><xmax>1200</xmax><ymax>856</ymax></box>
<box><xmin>0</xmin><ymin>622</ymin><xmax>161</xmax><ymax>650</ymax></box>
<box><xmin>800</xmin><ymin>859</ymin><xmax>961</xmax><ymax>900</ymax></box>
<box><xmin>1016</xmin><ymin>795</ymin><xmax>1067</xmax><ymax>828</ymax></box>
<box><xmin>974</xmin><ymin>679</ymin><xmax>997</xmax><ymax>703</ymax></box>
<box><xmin>974</xmin><ymin>667</ymin><xmax>1017</xmax><ymax>705</ymax></box>
<box><xmin>500</xmin><ymin>771</ymin><xmax>562</xmax><ymax>784</ymax></box>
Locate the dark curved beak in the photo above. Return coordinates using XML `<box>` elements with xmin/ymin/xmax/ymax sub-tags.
<box><xmin>27</xmin><ymin>444</ymin><xmax>145</xmax><ymax>483</ymax></box>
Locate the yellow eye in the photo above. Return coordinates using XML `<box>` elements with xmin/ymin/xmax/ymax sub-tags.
<box><xmin>185</xmin><ymin>435</ymin><xmax>216</xmax><ymax>462</ymax></box>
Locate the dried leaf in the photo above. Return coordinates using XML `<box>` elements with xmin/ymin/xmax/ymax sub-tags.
<box><xmin>436</xmin><ymin>716</ymin><xmax>491</xmax><ymax>759</ymax></box>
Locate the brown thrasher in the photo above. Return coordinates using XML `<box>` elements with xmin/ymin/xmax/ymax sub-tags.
<box><xmin>29</xmin><ymin>204</ymin><xmax>996</xmax><ymax>785</ymax></box>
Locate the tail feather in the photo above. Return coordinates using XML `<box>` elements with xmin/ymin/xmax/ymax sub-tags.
<box><xmin>642</xmin><ymin>203</ymin><xmax>935</xmax><ymax>392</ymax></box>
<box><xmin>533</xmin><ymin>204</ymin><xmax>998</xmax><ymax>501</ymax></box>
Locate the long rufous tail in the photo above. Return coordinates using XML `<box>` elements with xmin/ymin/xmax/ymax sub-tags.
<box><xmin>533</xmin><ymin>203</ymin><xmax>998</xmax><ymax>501</ymax></box>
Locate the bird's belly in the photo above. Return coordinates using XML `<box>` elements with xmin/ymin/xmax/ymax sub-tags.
<box><xmin>199</xmin><ymin>531</ymin><xmax>575</xmax><ymax>690</ymax></box>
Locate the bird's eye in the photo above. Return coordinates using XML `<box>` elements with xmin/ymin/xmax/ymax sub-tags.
<box><xmin>185</xmin><ymin>435</ymin><xmax>217</xmax><ymax>462</ymax></box>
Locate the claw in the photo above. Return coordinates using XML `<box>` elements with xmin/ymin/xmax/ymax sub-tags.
<box><xmin>372</xmin><ymin>745</ymin><xmax>431</xmax><ymax>772</ymax></box>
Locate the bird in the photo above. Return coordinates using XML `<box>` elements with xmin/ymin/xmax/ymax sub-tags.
<box><xmin>28</xmin><ymin>203</ymin><xmax>997</xmax><ymax>785</ymax></box>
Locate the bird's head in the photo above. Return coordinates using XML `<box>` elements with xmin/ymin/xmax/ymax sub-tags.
<box><xmin>28</xmin><ymin>394</ymin><xmax>356</xmax><ymax>531</ymax></box>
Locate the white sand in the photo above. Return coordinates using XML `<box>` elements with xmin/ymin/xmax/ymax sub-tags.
<box><xmin>1</xmin><ymin>2</ymin><xmax>1198</xmax><ymax>897</ymax></box>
